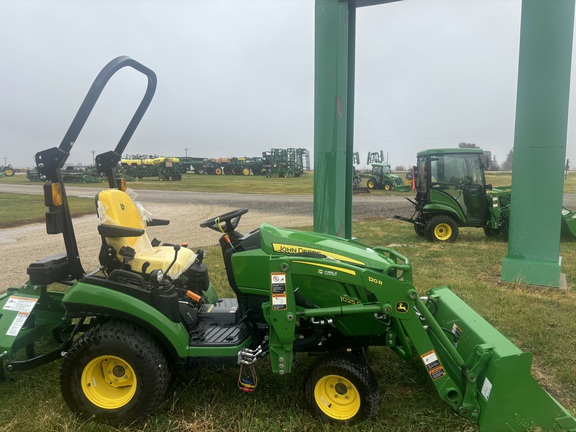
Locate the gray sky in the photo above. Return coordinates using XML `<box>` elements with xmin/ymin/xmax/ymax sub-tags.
<box><xmin>1</xmin><ymin>0</ymin><xmax>575</xmax><ymax>170</ymax></box>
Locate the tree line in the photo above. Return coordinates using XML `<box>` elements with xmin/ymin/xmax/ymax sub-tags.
<box><xmin>458</xmin><ymin>142</ymin><xmax>513</xmax><ymax>171</ymax></box>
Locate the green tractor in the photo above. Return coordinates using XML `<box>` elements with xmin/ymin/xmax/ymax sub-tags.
<box><xmin>366</xmin><ymin>162</ymin><xmax>411</xmax><ymax>192</ymax></box>
<box><xmin>0</xmin><ymin>164</ymin><xmax>15</xmax><ymax>177</ymax></box>
<box><xmin>1</xmin><ymin>57</ymin><xmax>575</xmax><ymax>430</ymax></box>
<box><xmin>395</xmin><ymin>148</ymin><xmax>512</xmax><ymax>242</ymax></box>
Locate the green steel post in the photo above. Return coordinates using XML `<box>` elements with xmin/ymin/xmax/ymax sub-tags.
<box><xmin>501</xmin><ymin>0</ymin><xmax>575</xmax><ymax>287</ymax></box>
<box><xmin>314</xmin><ymin>0</ymin><xmax>355</xmax><ymax>238</ymax></box>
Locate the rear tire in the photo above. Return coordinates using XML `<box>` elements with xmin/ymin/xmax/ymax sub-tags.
<box><xmin>426</xmin><ymin>215</ymin><xmax>458</xmax><ymax>242</ymax></box>
<box><xmin>366</xmin><ymin>178</ymin><xmax>377</xmax><ymax>190</ymax></box>
<box><xmin>305</xmin><ymin>353</ymin><xmax>379</xmax><ymax>425</ymax></box>
<box><xmin>60</xmin><ymin>320</ymin><xmax>170</xmax><ymax>425</ymax></box>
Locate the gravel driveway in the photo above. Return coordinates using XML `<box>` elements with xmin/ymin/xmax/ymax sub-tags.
<box><xmin>3</xmin><ymin>183</ymin><xmax>576</xmax><ymax>289</ymax></box>
<box><xmin>0</xmin><ymin>184</ymin><xmax>414</xmax><ymax>288</ymax></box>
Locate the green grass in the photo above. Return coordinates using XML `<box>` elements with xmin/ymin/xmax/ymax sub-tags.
<box><xmin>5</xmin><ymin>170</ymin><xmax>576</xmax><ymax>194</ymax></box>
<box><xmin>1</xmin><ymin>219</ymin><xmax>574</xmax><ymax>431</ymax></box>
<box><xmin>0</xmin><ymin>193</ymin><xmax>96</xmax><ymax>228</ymax></box>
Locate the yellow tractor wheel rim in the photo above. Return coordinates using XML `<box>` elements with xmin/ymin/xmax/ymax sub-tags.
<box><xmin>243</xmin><ymin>168</ymin><xmax>250</xmax><ymax>176</ymax></box>
<box><xmin>434</xmin><ymin>223</ymin><xmax>452</xmax><ymax>241</ymax></box>
<box><xmin>384</xmin><ymin>184</ymin><xmax>391</xmax><ymax>191</ymax></box>
<box><xmin>314</xmin><ymin>374</ymin><xmax>360</xmax><ymax>420</ymax></box>
<box><xmin>4</xmin><ymin>169</ymin><xmax>14</xmax><ymax>176</ymax></box>
<box><xmin>81</xmin><ymin>355</ymin><xmax>137</xmax><ymax>410</ymax></box>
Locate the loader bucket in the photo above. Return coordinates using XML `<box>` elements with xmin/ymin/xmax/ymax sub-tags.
<box><xmin>561</xmin><ymin>207</ymin><xmax>576</xmax><ymax>239</ymax></box>
<box><xmin>425</xmin><ymin>286</ymin><xmax>576</xmax><ymax>431</ymax></box>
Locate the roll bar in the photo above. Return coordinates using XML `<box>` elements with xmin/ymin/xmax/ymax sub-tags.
<box><xmin>33</xmin><ymin>57</ymin><xmax>156</xmax><ymax>280</ymax></box>
<box><xmin>35</xmin><ymin>56</ymin><xmax>157</xmax><ymax>187</ymax></box>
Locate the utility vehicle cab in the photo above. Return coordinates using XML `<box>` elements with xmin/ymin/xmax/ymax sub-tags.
<box><xmin>416</xmin><ymin>148</ymin><xmax>488</xmax><ymax>225</ymax></box>
<box><xmin>396</xmin><ymin>148</ymin><xmax>511</xmax><ymax>242</ymax></box>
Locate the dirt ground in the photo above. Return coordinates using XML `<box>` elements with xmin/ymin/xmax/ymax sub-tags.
<box><xmin>0</xmin><ymin>202</ymin><xmax>312</xmax><ymax>289</ymax></box>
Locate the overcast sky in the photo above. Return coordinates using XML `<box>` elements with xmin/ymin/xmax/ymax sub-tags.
<box><xmin>1</xmin><ymin>0</ymin><xmax>575</xmax><ymax>170</ymax></box>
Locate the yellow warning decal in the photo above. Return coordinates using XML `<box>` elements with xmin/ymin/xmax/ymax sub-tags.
<box><xmin>272</xmin><ymin>243</ymin><xmax>365</xmax><ymax>266</ymax></box>
<box><xmin>293</xmin><ymin>260</ymin><xmax>356</xmax><ymax>276</ymax></box>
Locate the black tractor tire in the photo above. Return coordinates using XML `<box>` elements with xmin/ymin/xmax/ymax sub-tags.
<box><xmin>3</xmin><ymin>167</ymin><xmax>15</xmax><ymax>176</ymax></box>
<box><xmin>414</xmin><ymin>223</ymin><xmax>426</xmax><ymax>237</ymax></box>
<box><xmin>383</xmin><ymin>183</ymin><xmax>392</xmax><ymax>191</ymax></box>
<box><xmin>366</xmin><ymin>178</ymin><xmax>377</xmax><ymax>190</ymax></box>
<box><xmin>425</xmin><ymin>215</ymin><xmax>458</xmax><ymax>242</ymax></box>
<box><xmin>60</xmin><ymin>320</ymin><xmax>170</xmax><ymax>425</ymax></box>
<box><xmin>483</xmin><ymin>224</ymin><xmax>509</xmax><ymax>240</ymax></box>
<box><xmin>304</xmin><ymin>353</ymin><xmax>380</xmax><ymax>425</ymax></box>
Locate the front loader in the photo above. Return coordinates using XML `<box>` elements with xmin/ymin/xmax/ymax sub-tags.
<box><xmin>0</xmin><ymin>57</ymin><xmax>574</xmax><ymax>430</ymax></box>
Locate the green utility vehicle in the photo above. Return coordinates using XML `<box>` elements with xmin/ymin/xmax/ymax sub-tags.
<box><xmin>395</xmin><ymin>148</ymin><xmax>512</xmax><ymax>242</ymax></box>
<box><xmin>1</xmin><ymin>58</ymin><xmax>575</xmax><ymax>430</ymax></box>
<box><xmin>366</xmin><ymin>162</ymin><xmax>411</xmax><ymax>191</ymax></box>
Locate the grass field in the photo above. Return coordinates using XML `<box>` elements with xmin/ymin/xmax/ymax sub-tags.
<box><xmin>0</xmin><ymin>193</ymin><xmax>96</xmax><ymax>228</ymax></box>
<box><xmin>0</xmin><ymin>219</ymin><xmax>575</xmax><ymax>432</ymax></box>
<box><xmin>3</xmin><ymin>170</ymin><xmax>576</xmax><ymax>194</ymax></box>
<box><xmin>1</xmin><ymin>172</ymin><xmax>575</xmax><ymax>431</ymax></box>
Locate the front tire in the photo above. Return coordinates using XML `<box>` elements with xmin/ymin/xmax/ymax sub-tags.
<box><xmin>60</xmin><ymin>320</ymin><xmax>171</xmax><ymax>425</ymax></box>
<box><xmin>426</xmin><ymin>215</ymin><xmax>458</xmax><ymax>242</ymax></box>
<box><xmin>305</xmin><ymin>353</ymin><xmax>379</xmax><ymax>425</ymax></box>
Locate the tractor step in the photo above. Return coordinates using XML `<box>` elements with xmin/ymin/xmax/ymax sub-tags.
<box><xmin>188</xmin><ymin>321</ymin><xmax>250</xmax><ymax>347</ymax></box>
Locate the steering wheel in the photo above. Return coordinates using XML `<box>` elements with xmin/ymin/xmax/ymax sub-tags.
<box><xmin>200</xmin><ymin>208</ymin><xmax>249</xmax><ymax>233</ymax></box>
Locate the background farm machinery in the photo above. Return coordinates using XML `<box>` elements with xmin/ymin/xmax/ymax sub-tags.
<box><xmin>0</xmin><ymin>165</ymin><xmax>15</xmax><ymax>178</ymax></box>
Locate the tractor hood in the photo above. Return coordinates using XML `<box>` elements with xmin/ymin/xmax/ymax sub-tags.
<box><xmin>259</xmin><ymin>223</ymin><xmax>392</xmax><ymax>270</ymax></box>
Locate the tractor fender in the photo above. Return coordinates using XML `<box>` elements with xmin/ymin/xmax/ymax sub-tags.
<box><xmin>62</xmin><ymin>281</ymin><xmax>190</xmax><ymax>361</ymax></box>
<box><xmin>422</xmin><ymin>203</ymin><xmax>466</xmax><ymax>225</ymax></box>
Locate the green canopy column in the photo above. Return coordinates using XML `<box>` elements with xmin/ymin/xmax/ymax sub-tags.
<box><xmin>313</xmin><ymin>0</ymin><xmax>398</xmax><ymax>237</ymax></box>
<box><xmin>313</xmin><ymin>0</ymin><xmax>355</xmax><ymax>238</ymax></box>
<box><xmin>501</xmin><ymin>0</ymin><xmax>575</xmax><ymax>287</ymax></box>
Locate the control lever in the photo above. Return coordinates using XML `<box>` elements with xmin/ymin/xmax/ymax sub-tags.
<box><xmin>164</xmin><ymin>244</ymin><xmax>180</xmax><ymax>276</ymax></box>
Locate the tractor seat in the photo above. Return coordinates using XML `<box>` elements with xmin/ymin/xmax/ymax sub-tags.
<box><xmin>96</xmin><ymin>189</ymin><xmax>196</xmax><ymax>279</ymax></box>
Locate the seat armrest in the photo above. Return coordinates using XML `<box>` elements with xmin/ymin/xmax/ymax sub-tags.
<box><xmin>147</xmin><ymin>218</ymin><xmax>170</xmax><ymax>227</ymax></box>
<box><xmin>98</xmin><ymin>224</ymin><xmax>145</xmax><ymax>238</ymax></box>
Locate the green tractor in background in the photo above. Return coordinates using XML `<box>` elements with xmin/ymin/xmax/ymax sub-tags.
<box><xmin>395</xmin><ymin>148</ymin><xmax>512</xmax><ymax>242</ymax></box>
<box><xmin>366</xmin><ymin>162</ymin><xmax>411</xmax><ymax>191</ymax></box>
<box><xmin>0</xmin><ymin>164</ymin><xmax>15</xmax><ymax>178</ymax></box>
<box><xmin>364</xmin><ymin>150</ymin><xmax>411</xmax><ymax>192</ymax></box>
<box><xmin>1</xmin><ymin>57</ymin><xmax>575</xmax><ymax>431</ymax></box>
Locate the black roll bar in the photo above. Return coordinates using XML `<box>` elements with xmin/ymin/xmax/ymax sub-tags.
<box><xmin>35</xmin><ymin>55</ymin><xmax>157</xmax><ymax>186</ymax></box>
<box><xmin>33</xmin><ymin>56</ymin><xmax>157</xmax><ymax>280</ymax></box>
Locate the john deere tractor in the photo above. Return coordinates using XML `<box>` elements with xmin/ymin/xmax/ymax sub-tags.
<box><xmin>1</xmin><ymin>57</ymin><xmax>574</xmax><ymax>430</ymax></box>
<box><xmin>0</xmin><ymin>164</ymin><xmax>15</xmax><ymax>177</ymax></box>
<box><xmin>395</xmin><ymin>148</ymin><xmax>512</xmax><ymax>242</ymax></box>
<box><xmin>366</xmin><ymin>163</ymin><xmax>411</xmax><ymax>192</ymax></box>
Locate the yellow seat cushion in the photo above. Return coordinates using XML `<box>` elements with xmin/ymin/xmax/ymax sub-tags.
<box><xmin>97</xmin><ymin>189</ymin><xmax>195</xmax><ymax>278</ymax></box>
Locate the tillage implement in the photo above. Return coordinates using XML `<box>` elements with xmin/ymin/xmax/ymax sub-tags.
<box><xmin>0</xmin><ymin>57</ymin><xmax>574</xmax><ymax>430</ymax></box>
